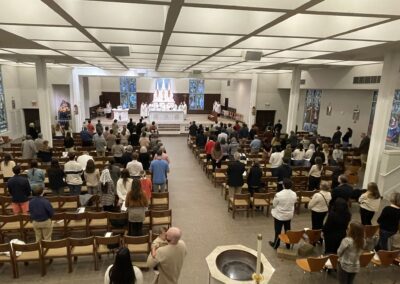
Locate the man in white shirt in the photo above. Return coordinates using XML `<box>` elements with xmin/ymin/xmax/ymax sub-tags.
<box><xmin>269</xmin><ymin>178</ymin><xmax>297</xmax><ymax>249</ymax></box>
<box><xmin>64</xmin><ymin>152</ymin><xmax>83</xmax><ymax>196</ymax></box>
<box><xmin>126</xmin><ymin>153</ymin><xmax>143</xmax><ymax>177</ymax></box>
<box><xmin>217</xmin><ymin>131</ymin><xmax>228</xmax><ymax>143</ymax></box>
<box><xmin>76</xmin><ymin>151</ymin><xmax>93</xmax><ymax>171</ymax></box>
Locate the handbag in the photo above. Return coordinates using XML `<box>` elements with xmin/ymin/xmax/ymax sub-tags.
<box><xmin>319</xmin><ymin>192</ymin><xmax>329</xmax><ymax>209</ymax></box>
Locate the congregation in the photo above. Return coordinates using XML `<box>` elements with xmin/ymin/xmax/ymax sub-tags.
<box><xmin>188</xmin><ymin>119</ymin><xmax>400</xmax><ymax>283</ymax></box>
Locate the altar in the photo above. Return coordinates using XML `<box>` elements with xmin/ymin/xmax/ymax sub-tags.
<box><xmin>149</xmin><ymin>110</ymin><xmax>184</xmax><ymax>124</ymax></box>
<box><xmin>112</xmin><ymin>108</ymin><xmax>129</xmax><ymax>122</ymax></box>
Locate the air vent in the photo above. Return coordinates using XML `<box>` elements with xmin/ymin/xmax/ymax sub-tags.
<box><xmin>109</xmin><ymin>46</ymin><xmax>130</xmax><ymax>57</ymax></box>
<box><xmin>300</xmin><ymin>79</ymin><xmax>306</xmax><ymax>85</ymax></box>
<box><xmin>242</xmin><ymin>51</ymin><xmax>262</xmax><ymax>61</ymax></box>
<box><xmin>192</xmin><ymin>70</ymin><xmax>202</xmax><ymax>75</ymax></box>
<box><xmin>353</xmin><ymin>76</ymin><xmax>381</xmax><ymax>84</ymax></box>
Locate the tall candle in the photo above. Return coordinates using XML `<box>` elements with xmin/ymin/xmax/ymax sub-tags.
<box><xmin>256</xmin><ymin>234</ymin><xmax>262</xmax><ymax>276</ymax></box>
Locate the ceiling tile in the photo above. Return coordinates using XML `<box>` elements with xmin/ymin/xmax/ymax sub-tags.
<box><xmin>131</xmin><ymin>45</ymin><xmax>160</xmax><ymax>53</ymax></box>
<box><xmin>174</xmin><ymin>7</ymin><xmax>282</xmax><ymax>34</ymax></box>
<box><xmin>328</xmin><ymin>61</ymin><xmax>380</xmax><ymax>66</ymax></box>
<box><xmin>88</xmin><ymin>29</ymin><xmax>162</xmax><ymax>45</ymax></box>
<box><xmin>292</xmin><ymin>59</ymin><xmax>340</xmax><ymax>64</ymax></box>
<box><xmin>63</xmin><ymin>50</ymin><xmax>110</xmax><ymax>57</ymax></box>
<box><xmin>270</xmin><ymin>50</ymin><xmax>331</xmax><ymax>59</ymax></box>
<box><xmin>4</xmin><ymin>48</ymin><xmax>61</xmax><ymax>56</ymax></box>
<box><xmin>308</xmin><ymin>0</ymin><xmax>400</xmax><ymax>16</ymax></box>
<box><xmin>55</xmin><ymin>0</ymin><xmax>166</xmax><ymax>30</ymax></box>
<box><xmin>219</xmin><ymin>48</ymin><xmax>278</xmax><ymax>57</ymax></box>
<box><xmin>0</xmin><ymin>25</ymin><xmax>89</xmax><ymax>41</ymax></box>
<box><xmin>165</xmin><ymin>46</ymin><xmax>219</xmax><ymax>56</ymax></box>
<box><xmin>295</xmin><ymin>39</ymin><xmax>380</xmax><ymax>52</ymax></box>
<box><xmin>185</xmin><ymin>0</ymin><xmax>309</xmax><ymax>10</ymax></box>
<box><xmin>259</xmin><ymin>14</ymin><xmax>386</xmax><ymax>38</ymax></box>
<box><xmin>337</xmin><ymin>20</ymin><xmax>400</xmax><ymax>41</ymax></box>
<box><xmin>169</xmin><ymin>33</ymin><xmax>240</xmax><ymax>47</ymax></box>
<box><xmin>234</xmin><ymin>36</ymin><xmax>313</xmax><ymax>49</ymax></box>
<box><xmin>35</xmin><ymin>41</ymin><xmax>102</xmax><ymax>51</ymax></box>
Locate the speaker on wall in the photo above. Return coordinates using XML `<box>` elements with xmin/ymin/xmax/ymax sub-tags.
<box><xmin>109</xmin><ymin>46</ymin><xmax>130</xmax><ymax>57</ymax></box>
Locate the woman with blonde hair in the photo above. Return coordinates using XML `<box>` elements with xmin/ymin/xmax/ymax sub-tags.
<box><xmin>358</xmin><ymin>182</ymin><xmax>380</xmax><ymax>225</ymax></box>
<box><xmin>125</xmin><ymin>178</ymin><xmax>148</xmax><ymax>236</ymax></box>
<box><xmin>308</xmin><ymin>181</ymin><xmax>331</xmax><ymax>231</ymax></box>
<box><xmin>0</xmin><ymin>153</ymin><xmax>16</xmax><ymax>181</ymax></box>
<box><xmin>84</xmin><ymin>159</ymin><xmax>100</xmax><ymax>195</ymax></box>
<box><xmin>337</xmin><ymin>222</ymin><xmax>365</xmax><ymax>284</ymax></box>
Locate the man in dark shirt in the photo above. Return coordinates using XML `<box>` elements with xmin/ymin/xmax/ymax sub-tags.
<box><xmin>274</xmin><ymin>120</ymin><xmax>283</xmax><ymax>135</ymax></box>
<box><xmin>276</xmin><ymin>158</ymin><xmax>292</xmax><ymax>191</ymax></box>
<box><xmin>196</xmin><ymin>131</ymin><xmax>207</xmax><ymax>148</ymax></box>
<box><xmin>29</xmin><ymin>186</ymin><xmax>54</xmax><ymax>241</ymax></box>
<box><xmin>239</xmin><ymin>124</ymin><xmax>249</xmax><ymax>139</ymax></box>
<box><xmin>7</xmin><ymin>165</ymin><xmax>31</xmax><ymax>214</ymax></box>
<box><xmin>127</xmin><ymin>118</ymin><xmax>135</xmax><ymax>134</ymax></box>
<box><xmin>80</xmin><ymin>127</ymin><xmax>92</xmax><ymax>147</ymax></box>
<box><xmin>136</xmin><ymin>118</ymin><xmax>144</xmax><ymax>137</ymax></box>
<box><xmin>330</xmin><ymin>174</ymin><xmax>353</xmax><ymax>205</ymax></box>
<box><xmin>189</xmin><ymin>121</ymin><xmax>198</xmax><ymax>138</ymax></box>
<box><xmin>359</xmin><ymin>132</ymin><xmax>370</xmax><ymax>167</ymax></box>
<box><xmin>227</xmin><ymin>152</ymin><xmax>246</xmax><ymax>198</ymax></box>
<box><xmin>332</xmin><ymin>126</ymin><xmax>342</xmax><ymax>145</ymax></box>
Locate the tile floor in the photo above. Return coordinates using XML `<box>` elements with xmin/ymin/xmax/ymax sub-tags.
<box><xmin>0</xmin><ymin>136</ymin><xmax>398</xmax><ymax>284</ymax></box>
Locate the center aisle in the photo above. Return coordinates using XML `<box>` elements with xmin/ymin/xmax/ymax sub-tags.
<box><xmin>161</xmin><ymin>136</ymin><xmax>309</xmax><ymax>284</ymax></box>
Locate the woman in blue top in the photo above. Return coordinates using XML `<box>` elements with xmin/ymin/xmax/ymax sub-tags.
<box><xmin>27</xmin><ymin>160</ymin><xmax>45</xmax><ymax>189</ymax></box>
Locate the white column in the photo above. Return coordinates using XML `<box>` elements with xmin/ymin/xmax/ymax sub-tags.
<box><xmin>71</xmin><ymin>68</ymin><xmax>86</xmax><ymax>132</ymax></box>
<box><xmin>248</xmin><ymin>74</ymin><xmax>258</xmax><ymax>126</ymax></box>
<box><xmin>363</xmin><ymin>51</ymin><xmax>400</xmax><ymax>188</ymax></box>
<box><xmin>35</xmin><ymin>59</ymin><xmax>53</xmax><ymax>146</ymax></box>
<box><xmin>286</xmin><ymin>66</ymin><xmax>301</xmax><ymax>133</ymax></box>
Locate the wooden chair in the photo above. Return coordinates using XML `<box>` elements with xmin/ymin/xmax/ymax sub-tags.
<box><xmin>143</xmin><ymin>210</ymin><xmax>151</xmax><ymax>233</ymax></box>
<box><xmin>296</xmin><ymin>255</ymin><xmax>329</xmax><ymax>276</ymax></box>
<box><xmin>65</xmin><ymin>212</ymin><xmax>88</xmax><ymax>236</ymax></box>
<box><xmin>46</xmin><ymin>196</ymin><xmax>60</xmax><ymax>211</ymax></box>
<box><xmin>292</xmin><ymin>176</ymin><xmax>309</xmax><ymax>192</ymax></box>
<box><xmin>59</xmin><ymin>196</ymin><xmax>79</xmax><ymax>211</ymax></box>
<box><xmin>0</xmin><ymin>243</ymin><xmax>16</xmax><ymax>278</ymax></box>
<box><xmin>107</xmin><ymin>212</ymin><xmax>127</xmax><ymax>235</ymax></box>
<box><xmin>326</xmin><ymin>254</ymin><xmax>338</xmax><ymax>270</ymax></box>
<box><xmin>228</xmin><ymin>193</ymin><xmax>250</xmax><ymax>219</ymax></box>
<box><xmin>86</xmin><ymin>211</ymin><xmax>108</xmax><ymax>235</ymax></box>
<box><xmin>123</xmin><ymin>235</ymin><xmax>150</xmax><ymax>269</ymax></box>
<box><xmin>296</xmin><ymin>191</ymin><xmax>317</xmax><ymax>214</ymax></box>
<box><xmin>213</xmin><ymin>168</ymin><xmax>227</xmax><ymax>188</ymax></box>
<box><xmin>371</xmin><ymin>250</ymin><xmax>400</xmax><ymax>282</ymax></box>
<box><xmin>0</xmin><ymin>214</ymin><xmax>23</xmax><ymax>242</ymax></box>
<box><xmin>0</xmin><ymin>196</ymin><xmax>12</xmax><ymax>214</ymax></box>
<box><xmin>278</xmin><ymin>230</ymin><xmax>305</xmax><ymax>249</ymax></box>
<box><xmin>51</xmin><ymin>212</ymin><xmax>67</xmax><ymax>237</ymax></box>
<box><xmin>364</xmin><ymin>225</ymin><xmax>379</xmax><ymax>239</ymax></box>
<box><xmin>305</xmin><ymin>229</ymin><xmax>322</xmax><ymax>245</ymax></box>
<box><xmin>95</xmin><ymin>235</ymin><xmax>121</xmax><ymax>258</ymax></box>
<box><xmin>264</xmin><ymin>177</ymin><xmax>278</xmax><ymax>192</ymax></box>
<box><xmin>69</xmin><ymin>236</ymin><xmax>98</xmax><ymax>270</ymax></box>
<box><xmin>20</xmin><ymin>214</ymin><xmax>34</xmax><ymax>241</ymax></box>
<box><xmin>150</xmin><ymin>210</ymin><xmax>172</xmax><ymax>229</ymax></box>
<box><xmin>151</xmin><ymin>192</ymin><xmax>169</xmax><ymax>211</ymax></box>
<box><xmin>359</xmin><ymin>252</ymin><xmax>374</xmax><ymax>268</ymax></box>
<box><xmin>250</xmin><ymin>193</ymin><xmax>269</xmax><ymax>216</ymax></box>
<box><xmin>41</xmin><ymin>238</ymin><xmax>72</xmax><ymax>275</ymax></box>
<box><xmin>12</xmin><ymin>242</ymin><xmax>44</xmax><ymax>277</ymax></box>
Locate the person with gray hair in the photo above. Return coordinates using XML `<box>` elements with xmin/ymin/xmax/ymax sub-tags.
<box><xmin>34</xmin><ymin>133</ymin><xmax>44</xmax><ymax>151</ymax></box>
<box><xmin>250</xmin><ymin>135</ymin><xmax>262</xmax><ymax>153</ymax></box>
<box><xmin>148</xmin><ymin>227</ymin><xmax>187</xmax><ymax>284</ymax></box>
<box><xmin>29</xmin><ymin>185</ymin><xmax>54</xmax><ymax>241</ymax></box>
<box><xmin>21</xmin><ymin>135</ymin><xmax>37</xmax><ymax>159</ymax></box>
<box><xmin>331</xmin><ymin>174</ymin><xmax>353</xmax><ymax>205</ymax></box>
<box><xmin>227</xmin><ymin>151</ymin><xmax>246</xmax><ymax>198</ymax></box>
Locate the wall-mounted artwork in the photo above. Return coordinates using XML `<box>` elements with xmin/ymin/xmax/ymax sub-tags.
<box><xmin>0</xmin><ymin>66</ymin><xmax>8</xmax><ymax>133</ymax></box>
<box><xmin>189</xmin><ymin>79</ymin><xmax>205</xmax><ymax>110</ymax></box>
<box><xmin>367</xmin><ymin>91</ymin><xmax>378</xmax><ymax>136</ymax></box>
<box><xmin>120</xmin><ymin>77</ymin><xmax>137</xmax><ymax>109</ymax></box>
<box><xmin>386</xmin><ymin>90</ymin><xmax>400</xmax><ymax>146</ymax></box>
<box><xmin>303</xmin><ymin>89</ymin><xmax>322</xmax><ymax>132</ymax></box>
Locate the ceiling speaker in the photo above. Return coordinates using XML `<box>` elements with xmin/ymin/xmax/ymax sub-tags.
<box><xmin>192</xmin><ymin>70</ymin><xmax>202</xmax><ymax>75</ymax></box>
<box><xmin>109</xmin><ymin>46</ymin><xmax>130</xmax><ymax>57</ymax></box>
<box><xmin>242</xmin><ymin>51</ymin><xmax>262</xmax><ymax>61</ymax></box>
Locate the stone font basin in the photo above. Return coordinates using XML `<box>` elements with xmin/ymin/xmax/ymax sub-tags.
<box><xmin>216</xmin><ymin>249</ymin><xmax>264</xmax><ymax>281</ymax></box>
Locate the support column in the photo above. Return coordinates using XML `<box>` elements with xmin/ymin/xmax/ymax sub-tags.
<box><xmin>35</xmin><ymin>58</ymin><xmax>53</xmax><ymax>146</ymax></box>
<box><xmin>71</xmin><ymin>68</ymin><xmax>85</xmax><ymax>132</ymax></box>
<box><xmin>286</xmin><ymin>66</ymin><xmax>302</xmax><ymax>134</ymax></box>
<box><xmin>248</xmin><ymin>74</ymin><xmax>258</xmax><ymax>126</ymax></box>
<box><xmin>363</xmin><ymin>51</ymin><xmax>400</xmax><ymax>188</ymax></box>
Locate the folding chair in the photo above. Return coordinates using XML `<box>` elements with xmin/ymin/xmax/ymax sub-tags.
<box><xmin>279</xmin><ymin>230</ymin><xmax>305</xmax><ymax>249</ymax></box>
<box><xmin>296</xmin><ymin>255</ymin><xmax>329</xmax><ymax>281</ymax></box>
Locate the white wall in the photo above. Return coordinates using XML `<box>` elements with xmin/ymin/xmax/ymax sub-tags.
<box><xmin>220</xmin><ymin>79</ymin><xmax>252</xmax><ymax>124</ymax></box>
<box><xmin>256</xmin><ymin>73</ymin><xmax>290</xmax><ymax>127</ymax></box>
<box><xmin>295</xmin><ymin>89</ymin><xmax>374</xmax><ymax>145</ymax></box>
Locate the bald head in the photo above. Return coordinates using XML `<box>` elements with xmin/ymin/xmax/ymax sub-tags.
<box><xmin>166</xmin><ymin>227</ymin><xmax>182</xmax><ymax>245</ymax></box>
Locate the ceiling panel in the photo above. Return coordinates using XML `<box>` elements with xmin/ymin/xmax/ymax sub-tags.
<box><xmin>270</xmin><ymin>50</ymin><xmax>331</xmax><ymax>58</ymax></box>
<box><xmin>87</xmin><ymin>29</ymin><xmax>162</xmax><ymax>45</ymax></box>
<box><xmin>163</xmin><ymin>54</ymin><xmax>206</xmax><ymax>60</ymax></box>
<box><xmin>0</xmin><ymin>49</ymin><xmax>12</xmax><ymax>54</ymax></box>
<box><xmin>207</xmin><ymin>56</ymin><xmax>242</xmax><ymax>62</ymax></box>
<box><xmin>169</xmin><ymin>33</ymin><xmax>240</xmax><ymax>47</ymax></box>
<box><xmin>174</xmin><ymin>7</ymin><xmax>282</xmax><ymax>34</ymax></box>
<box><xmin>131</xmin><ymin>45</ymin><xmax>160</xmax><ymax>53</ymax></box>
<box><xmin>337</xmin><ymin>20</ymin><xmax>400</xmax><ymax>41</ymax></box>
<box><xmin>261</xmin><ymin>57</ymin><xmax>298</xmax><ymax>63</ymax></box>
<box><xmin>165</xmin><ymin>46</ymin><xmax>219</xmax><ymax>56</ymax></box>
<box><xmin>3</xmin><ymin>48</ymin><xmax>61</xmax><ymax>56</ymax></box>
<box><xmin>234</xmin><ymin>36</ymin><xmax>313</xmax><ymax>49</ymax></box>
<box><xmin>0</xmin><ymin>0</ymin><xmax>70</xmax><ymax>25</ymax></box>
<box><xmin>55</xmin><ymin>0</ymin><xmax>165</xmax><ymax>30</ymax></box>
<box><xmin>292</xmin><ymin>59</ymin><xmax>340</xmax><ymax>64</ymax></box>
<box><xmin>328</xmin><ymin>61</ymin><xmax>380</xmax><ymax>66</ymax></box>
<box><xmin>219</xmin><ymin>48</ymin><xmax>278</xmax><ymax>57</ymax></box>
<box><xmin>308</xmin><ymin>0</ymin><xmax>400</xmax><ymax>16</ymax></box>
<box><xmin>63</xmin><ymin>50</ymin><xmax>110</xmax><ymax>57</ymax></box>
<box><xmin>76</xmin><ymin>57</ymin><xmax>117</xmax><ymax>63</ymax></box>
<box><xmin>259</xmin><ymin>14</ymin><xmax>386</xmax><ymax>38</ymax></box>
<box><xmin>0</xmin><ymin>25</ymin><xmax>90</xmax><ymax>41</ymax></box>
<box><xmin>295</xmin><ymin>39</ymin><xmax>380</xmax><ymax>52</ymax></box>
<box><xmin>124</xmin><ymin>53</ymin><xmax>158</xmax><ymax>59</ymax></box>
<box><xmin>185</xmin><ymin>0</ymin><xmax>309</xmax><ymax>10</ymax></box>
<box><xmin>35</xmin><ymin>41</ymin><xmax>102</xmax><ymax>51</ymax></box>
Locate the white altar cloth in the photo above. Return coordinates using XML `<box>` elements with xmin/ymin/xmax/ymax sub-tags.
<box><xmin>112</xmin><ymin>108</ymin><xmax>129</xmax><ymax>122</ymax></box>
<box><xmin>149</xmin><ymin>110</ymin><xmax>184</xmax><ymax>124</ymax></box>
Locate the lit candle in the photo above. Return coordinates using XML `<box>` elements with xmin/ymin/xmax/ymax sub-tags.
<box><xmin>256</xmin><ymin>234</ymin><xmax>262</xmax><ymax>276</ymax></box>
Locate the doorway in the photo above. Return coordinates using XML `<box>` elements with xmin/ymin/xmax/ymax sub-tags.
<box><xmin>23</xmin><ymin>109</ymin><xmax>40</xmax><ymax>134</ymax></box>
<box><xmin>256</xmin><ymin>110</ymin><xmax>275</xmax><ymax>130</ymax></box>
